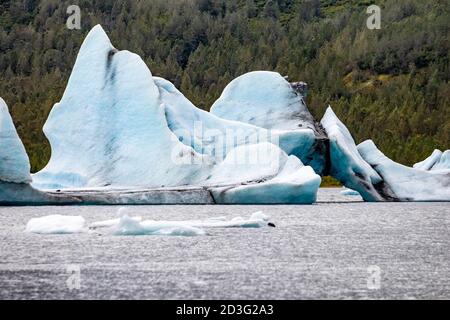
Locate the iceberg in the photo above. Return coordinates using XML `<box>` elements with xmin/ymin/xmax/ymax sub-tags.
<box><xmin>210</xmin><ymin>146</ymin><xmax>321</xmax><ymax>204</ymax></box>
<box><xmin>19</xmin><ymin>25</ymin><xmax>320</xmax><ymax>204</ymax></box>
<box><xmin>320</xmin><ymin>107</ymin><xmax>395</xmax><ymax>201</ymax></box>
<box><xmin>32</xmin><ymin>25</ymin><xmax>210</xmax><ymax>190</ymax></box>
<box><xmin>0</xmin><ymin>99</ymin><xmax>80</xmax><ymax>205</ymax></box>
<box><xmin>210</xmin><ymin>71</ymin><xmax>328</xmax><ymax>174</ymax></box>
<box><xmin>358</xmin><ymin>140</ymin><xmax>450</xmax><ymax>201</ymax></box>
<box><xmin>25</xmin><ymin>215</ymin><xmax>86</xmax><ymax>234</ymax></box>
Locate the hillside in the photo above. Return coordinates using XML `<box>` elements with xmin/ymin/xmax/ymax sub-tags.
<box><xmin>0</xmin><ymin>0</ymin><xmax>448</xmax><ymax>172</ymax></box>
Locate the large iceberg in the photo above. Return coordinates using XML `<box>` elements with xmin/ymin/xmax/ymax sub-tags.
<box><xmin>21</xmin><ymin>25</ymin><xmax>320</xmax><ymax>204</ymax></box>
<box><xmin>32</xmin><ymin>25</ymin><xmax>210</xmax><ymax>190</ymax></box>
<box><xmin>358</xmin><ymin>140</ymin><xmax>450</xmax><ymax>201</ymax></box>
<box><xmin>0</xmin><ymin>99</ymin><xmax>78</xmax><ymax>205</ymax></box>
<box><xmin>210</xmin><ymin>71</ymin><xmax>328</xmax><ymax>174</ymax></box>
<box><xmin>320</xmin><ymin>107</ymin><xmax>395</xmax><ymax>201</ymax></box>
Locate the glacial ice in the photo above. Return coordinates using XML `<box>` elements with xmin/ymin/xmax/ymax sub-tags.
<box><xmin>210</xmin><ymin>71</ymin><xmax>328</xmax><ymax>174</ymax></box>
<box><xmin>320</xmin><ymin>107</ymin><xmax>393</xmax><ymax>201</ymax></box>
<box><xmin>211</xmin><ymin>71</ymin><xmax>315</xmax><ymax>131</ymax></box>
<box><xmin>25</xmin><ymin>215</ymin><xmax>86</xmax><ymax>234</ymax></box>
<box><xmin>358</xmin><ymin>140</ymin><xmax>450</xmax><ymax>201</ymax></box>
<box><xmin>413</xmin><ymin>149</ymin><xmax>443</xmax><ymax>171</ymax></box>
<box><xmin>414</xmin><ymin>149</ymin><xmax>450</xmax><ymax>171</ymax></box>
<box><xmin>210</xmin><ymin>153</ymin><xmax>322</xmax><ymax>204</ymax></box>
<box><xmin>32</xmin><ymin>25</ymin><xmax>209</xmax><ymax>190</ymax></box>
<box><xmin>432</xmin><ymin>150</ymin><xmax>450</xmax><ymax>171</ymax></box>
<box><xmin>0</xmin><ymin>98</ymin><xmax>31</xmax><ymax>184</ymax></box>
<box><xmin>108</xmin><ymin>211</ymin><xmax>271</xmax><ymax>236</ymax></box>
<box><xmin>23</xmin><ymin>25</ymin><xmax>320</xmax><ymax>204</ymax></box>
<box><xmin>27</xmin><ymin>211</ymin><xmax>272</xmax><ymax>237</ymax></box>
<box><xmin>3</xmin><ymin>24</ymin><xmax>448</xmax><ymax>205</ymax></box>
<box><xmin>157</xmin><ymin>76</ymin><xmax>325</xmax><ymax>174</ymax></box>
<box><xmin>340</xmin><ymin>188</ymin><xmax>361</xmax><ymax>196</ymax></box>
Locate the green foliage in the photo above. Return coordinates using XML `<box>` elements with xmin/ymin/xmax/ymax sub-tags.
<box><xmin>0</xmin><ymin>0</ymin><xmax>448</xmax><ymax>172</ymax></box>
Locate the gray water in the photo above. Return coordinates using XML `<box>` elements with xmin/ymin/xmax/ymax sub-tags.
<box><xmin>0</xmin><ymin>189</ymin><xmax>449</xmax><ymax>300</ymax></box>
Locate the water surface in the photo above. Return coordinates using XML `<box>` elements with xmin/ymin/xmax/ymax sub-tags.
<box><xmin>0</xmin><ymin>189</ymin><xmax>449</xmax><ymax>299</ymax></box>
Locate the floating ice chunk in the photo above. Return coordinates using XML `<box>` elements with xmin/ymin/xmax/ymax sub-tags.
<box><xmin>320</xmin><ymin>106</ymin><xmax>394</xmax><ymax>201</ymax></box>
<box><xmin>358</xmin><ymin>140</ymin><xmax>450</xmax><ymax>201</ymax></box>
<box><xmin>109</xmin><ymin>215</ymin><xmax>205</xmax><ymax>236</ymax></box>
<box><xmin>25</xmin><ymin>215</ymin><xmax>86</xmax><ymax>234</ymax></box>
<box><xmin>413</xmin><ymin>149</ymin><xmax>443</xmax><ymax>171</ymax></box>
<box><xmin>340</xmin><ymin>188</ymin><xmax>360</xmax><ymax>196</ymax></box>
<box><xmin>211</xmin><ymin>156</ymin><xmax>321</xmax><ymax>204</ymax></box>
<box><xmin>103</xmin><ymin>211</ymin><xmax>271</xmax><ymax>236</ymax></box>
<box><xmin>0</xmin><ymin>98</ymin><xmax>31</xmax><ymax>184</ymax></box>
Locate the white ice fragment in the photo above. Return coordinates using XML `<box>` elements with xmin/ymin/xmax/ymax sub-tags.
<box><xmin>25</xmin><ymin>215</ymin><xmax>86</xmax><ymax>234</ymax></box>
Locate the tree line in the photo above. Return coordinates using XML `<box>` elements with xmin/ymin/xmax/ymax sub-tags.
<box><xmin>0</xmin><ymin>0</ymin><xmax>448</xmax><ymax>172</ymax></box>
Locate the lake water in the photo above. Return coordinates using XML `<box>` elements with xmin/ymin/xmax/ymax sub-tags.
<box><xmin>0</xmin><ymin>188</ymin><xmax>449</xmax><ymax>299</ymax></box>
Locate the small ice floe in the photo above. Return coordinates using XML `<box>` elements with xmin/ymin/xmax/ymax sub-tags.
<box><xmin>25</xmin><ymin>210</ymin><xmax>273</xmax><ymax>237</ymax></box>
<box><xmin>25</xmin><ymin>215</ymin><xmax>86</xmax><ymax>234</ymax></box>
<box><xmin>340</xmin><ymin>188</ymin><xmax>361</xmax><ymax>196</ymax></box>
<box><xmin>109</xmin><ymin>214</ymin><xmax>205</xmax><ymax>236</ymax></box>
<box><xmin>105</xmin><ymin>211</ymin><xmax>272</xmax><ymax>236</ymax></box>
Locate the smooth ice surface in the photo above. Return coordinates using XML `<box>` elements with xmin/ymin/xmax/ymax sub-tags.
<box><xmin>320</xmin><ymin>107</ymin><xmax>388</xmax><ymax>201</ymax></box>
<box><xmin>413</xmin><ymin>149</ymin><xmax>443</xmax><ymax>170</ymax></box>
<box><xmin>211</xmin><ymin>71</ymin><xmax>316</xmax><ymax>131</ymax></box>
<box><xmin>0</xmin><ymin>98</ymin><xmax>31</xmax><ymax>184</ymax></box>
<box><xmin>25</xmin><ymin>215</ymin><xmax>85</xmax><ymax>234</ymax></box>
<box><xmin>211</xmin><ymin>155</ymin><xmax>321</xmax><ymax>204</ymax></box>
<box><xmin>358</xmin><ymin>140</ymin><xmax>450</xmax><ymax>201</ymax></box>
<box><xmin>206</xmin><ymin>142</ymin><xmax>287</xmax><ymax>186</ymax></box>
<box><xmin>32</xmin><ymin>25</ymin><xmax>209</xmax><ymax>190</ymax></box>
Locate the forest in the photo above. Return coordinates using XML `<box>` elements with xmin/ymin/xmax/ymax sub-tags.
<box><xmin>0</xmin><ymin>0</ymin><xmax>449</xmax><ymax>174</ymax></box>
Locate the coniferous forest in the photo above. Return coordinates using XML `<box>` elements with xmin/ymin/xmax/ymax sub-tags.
<box><xmin>0</xmin><ymin>0</ymin><xmax>448</xmax><ymax>173</ymax></box>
